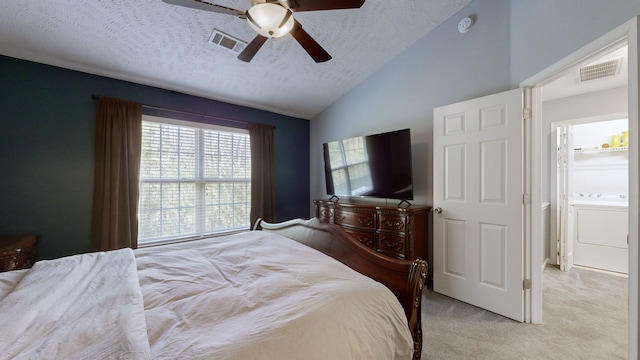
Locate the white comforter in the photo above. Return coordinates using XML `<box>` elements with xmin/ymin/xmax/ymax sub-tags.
<box><xmin>135</xmin><ymin>231</ymin><xmax>413</xmax><ymax>360</ymax></box>
<box><xmin>0</xmin><ymin>231</ymin><xmax>413</xmax><ymax>359</ymax></box>
<box><xmin>0</xmin><ymin>248</ymin><xmax>150</xmax><ymax>359</ymax></box>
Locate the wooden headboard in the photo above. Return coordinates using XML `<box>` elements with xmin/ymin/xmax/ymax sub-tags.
<box><xmin>253</xmin><ymin>217</ymin><xmax>426</xmax><ymax>360</ymax></box>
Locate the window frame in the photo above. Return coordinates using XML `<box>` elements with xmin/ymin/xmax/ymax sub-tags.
<box><xmin>137</xmin><ymin>114</ymin><xmax>251</xmax><ymax>247</ymax></box>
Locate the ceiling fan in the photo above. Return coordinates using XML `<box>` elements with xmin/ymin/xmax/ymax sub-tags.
<box><xmin>162</xmin><ymin>0</ymin><xmax>366</xmax><ymax>63</ymax></box>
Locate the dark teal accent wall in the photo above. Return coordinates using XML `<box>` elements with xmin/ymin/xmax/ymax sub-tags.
<box><xmin>0</xmin><ymin>55</ymin><xmax>310</xmax><ymax>260</ymax></box>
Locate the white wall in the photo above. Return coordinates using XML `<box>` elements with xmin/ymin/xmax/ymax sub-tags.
<box><xmin>510</xmin><ymin>0</ymin><xmax>640</xmax><ymax>87</ymax></box>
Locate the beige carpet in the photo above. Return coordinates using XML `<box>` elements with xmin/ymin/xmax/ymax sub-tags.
<box><xmin>422</xmin><ymin>266</ymin><xmax>628</xmax><ymax>359</ymax></box>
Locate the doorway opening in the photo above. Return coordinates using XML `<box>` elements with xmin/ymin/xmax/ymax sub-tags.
<box><xmin>548</xmin><ymin>116</ymin><xmax>630</xmax><ymax>352</ymax></box>
<box><xmin>537</xmin><ymin>41</ymin><xmax>630</xmax><ymax>352</ymax></box>
<box><xmin>521</xmin><ymin>18</ymin><xmax>638</xmax><ymax>358</ymax></box>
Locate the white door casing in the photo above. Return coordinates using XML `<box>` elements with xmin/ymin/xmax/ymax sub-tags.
<box><xmin>433</xmin><ymin>88</ymin><xmax>525</xmax><ymax>322</ymax></box>
<box><xmin>558</xmin><ymin>124</ymin><xmax>575</xmax><ymax>271</ymax></box>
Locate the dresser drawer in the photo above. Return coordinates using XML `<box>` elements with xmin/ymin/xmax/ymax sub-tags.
<box><xmin>377</xmin><ymin>233</ymin><xmax>406</xmax><ymax>259</ymax></box>
<box><xmin>334</xmin><ymin>209</ymin><xmax>375</xmax><ymax>230</ymax></box>
<box><xmin>378</xmin><ymin>214</ymin><xmax>407</xmax><ymax>233</ymax></box>
<box><xmin>342</xmin><ymin>228</ymin><xmax>376</xmax><ymax>249</ymax></box>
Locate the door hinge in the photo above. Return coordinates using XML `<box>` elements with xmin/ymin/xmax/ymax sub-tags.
<box><xmin>522</xmin><ymin>193</ymin><xmax>530</xmax><ymax>205</ymax></box>
<box><xmin>523</xmin><ymin>107</ymin><xmax>531</xmax><ymax>120</ymax></box>
<box><xmin>523</xmin><ymin>279</ymin><xmax>531</xmax><ymax>290</ymax></box>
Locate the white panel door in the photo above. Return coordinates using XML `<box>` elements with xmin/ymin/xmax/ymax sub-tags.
<box><xmin>433</xmin><ymin>88</ymin><xmax>524</xmax><ymax>322</ymax></box>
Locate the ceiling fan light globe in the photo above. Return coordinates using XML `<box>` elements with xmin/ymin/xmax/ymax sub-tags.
<box><xmin>247</xmin><ymin>3</ymin><xmax>294</xmax><ymax>38</ymax></box>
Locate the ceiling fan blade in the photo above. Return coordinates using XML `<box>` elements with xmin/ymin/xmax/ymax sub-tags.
<box><xmin>162</xmin><ymin>0</ymin><xmax>245</xmax><ymax>18</ymax></box>
<box><xmin>284</xmin><ymin>0</ymin><xmax>365</xmax><ymax>12</ymax></box>
<box><xmin>238</xmin><ymin>35</ymin><xmax>269</xmax><ymax>62</ymax></box>
<box><xmin>290</xmin><ymin>20</ymin><xmax>331</xmax><ymax>63</ymax></box>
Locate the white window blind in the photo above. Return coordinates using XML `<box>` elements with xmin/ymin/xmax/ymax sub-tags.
<box><xmin>138</xmin><ymin>115</ymin><xmax>251</xmax><ymax>245</ymax></box>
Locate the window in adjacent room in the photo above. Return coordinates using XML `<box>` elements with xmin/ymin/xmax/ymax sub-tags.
<box><xmin>137</xmin><ymin>115</ymin><xmax>251</xmax><ymax>246</ymax></box>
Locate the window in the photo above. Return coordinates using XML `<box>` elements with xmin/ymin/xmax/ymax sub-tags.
<box><xmin>137</xmin><ymin>115</ymin><xmax>251</xmax><ymax>245</ymax></box>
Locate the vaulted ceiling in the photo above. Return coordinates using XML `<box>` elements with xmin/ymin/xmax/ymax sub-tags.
<box><xmin>0</xmin><ymin>0</ymin><xmax>472</xmax><ymax>119</ymax></box>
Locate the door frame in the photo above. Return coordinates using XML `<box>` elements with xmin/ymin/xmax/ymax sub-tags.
<box><xmin>557</xmin><ymin>123</ymin><xmax>575</xmax><ymax>272</ymax></box>
<box><xmin>520</xmin><ymin>16</ymin><xmax>639</xmax><ymax>358</ymax></box>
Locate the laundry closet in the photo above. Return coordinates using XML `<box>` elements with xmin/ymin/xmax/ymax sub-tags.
<box><xmin>562</xmin><ymin>119</ymin><xmax>629</xmax><ymax>273</ymax></box>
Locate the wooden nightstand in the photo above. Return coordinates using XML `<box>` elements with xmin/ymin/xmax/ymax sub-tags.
<box><xmin>0</xmin><ymin>235</ymin><xmax>38</xmax><ymax>272</ymax></box>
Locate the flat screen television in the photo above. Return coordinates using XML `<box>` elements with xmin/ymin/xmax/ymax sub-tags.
<box><xmin>323</xmin><ymin>128</ymin><xmax>413</xmax><ymax>201</ymax></box>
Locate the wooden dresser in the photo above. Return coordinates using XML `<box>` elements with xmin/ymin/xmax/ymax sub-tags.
<box><xmin>0</xmin><ymin>235</ymin><xmax>38</xmax><ymax>272</ymax></box>
<box><xmin>314</xmin><ymin>199</ymin><xmax>430</xmax><ymax>261</ymax></box>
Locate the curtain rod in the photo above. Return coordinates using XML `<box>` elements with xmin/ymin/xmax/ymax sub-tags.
<box><xmin>91</xmin><ymin>94</ymin><xmax>254</xmax><ymax>127</ymax></box>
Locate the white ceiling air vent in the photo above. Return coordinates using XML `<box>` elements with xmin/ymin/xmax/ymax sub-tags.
<box><xmin>208</xmin><ymin>29</ymin><xmax>247</xmax><ymax>53</ymax></box>
<box><xmin>578</xmin><ymin>58</ymin><xmax>623</xmax><ymax>82</ymax></box>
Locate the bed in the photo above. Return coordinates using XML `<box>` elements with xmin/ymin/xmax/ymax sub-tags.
<box><xmin>0</xmin><ymin>218</ymin><xmax>426</xmax><ymax>360</ymax></box>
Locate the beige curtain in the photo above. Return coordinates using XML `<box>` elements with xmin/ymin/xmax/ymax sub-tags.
<box><xmin>90</xmin><ymin>97</ymin><xmax>142</xmax><ymax>251</ymax></box>
<box><xmin>248</xmin><ymin>123</ymin><xmax>276</xmax><ymax>226</ymax></box>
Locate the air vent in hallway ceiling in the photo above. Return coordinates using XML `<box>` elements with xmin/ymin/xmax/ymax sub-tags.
<box><xmin>578</xmin><ymin>58</ymin><xmax>623</xmax><ymax>82</ymax></box>
<box><xmin>208</xmin><ymin>29</ymin><xmax>247</xmax><ymax>53</ymax></box>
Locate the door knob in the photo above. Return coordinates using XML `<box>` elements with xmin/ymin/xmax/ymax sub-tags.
<box><xmin>434</xmin><ymin>207</ymin><xmax>443</xmax><ymax>214</ymax></box>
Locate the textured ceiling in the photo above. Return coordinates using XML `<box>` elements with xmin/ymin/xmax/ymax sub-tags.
<box><xmin>0</xmin><ymin>0</ymin><xmax>472</xmax><ymax>119</ymax></box>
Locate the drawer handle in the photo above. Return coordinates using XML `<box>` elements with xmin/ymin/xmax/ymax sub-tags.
<box><xmin>380</xmin><ymin>236</ymin><xmax>404</xmax><ymax>252</ymax></box>
<box><xmin>357</xmin><ymin>236</ymin><xmax>373</xmax><ymax>247</ymax></box>
<box><xmin>382</xmin><ymin>219</ymin><xmax>404</xmax><ymax>230</ymax></box>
